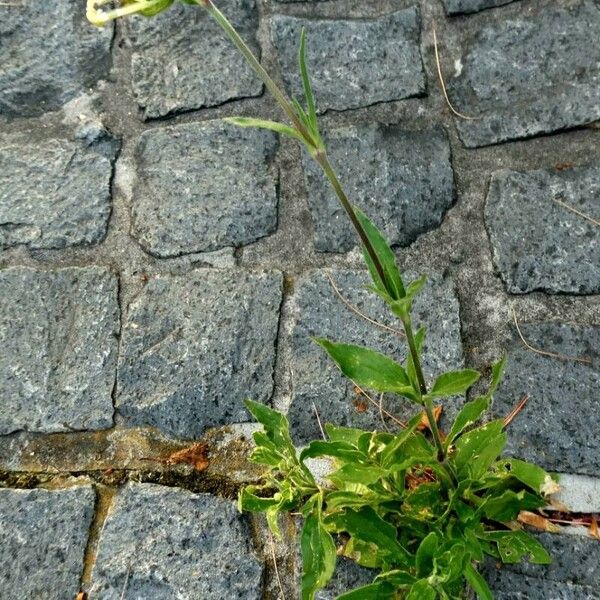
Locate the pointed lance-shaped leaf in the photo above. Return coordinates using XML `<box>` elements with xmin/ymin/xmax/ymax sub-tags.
<box><xmin>428</xmin><ymin>368</ymin><xmax>481</xmax><ymax>399</ymax></box>
<box><xmin>224</xmin><ymin>117</ymin><xmax>305</xmax><ymax>144</ymax></box>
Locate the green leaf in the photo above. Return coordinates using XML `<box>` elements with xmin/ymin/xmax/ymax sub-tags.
<box><xmin>301</xmin><ymin>512</ymin><xmax>337</xmax><ymax>600</ymax></box>
<box><xmin>434</xmin><ymin>542</ymin><xmax>467</xmax><ymax>584</ymax></box>
<box><xmin>484</xmin><ymin>530</ymin><xmax>551</xmax><ymax>565</ymax></box>
<box><xmin>315</xmin><ymin>339</ymin><xmax>411</xmax><ymax>393</ymax></box>
<box><xmin>354</xmin><ymin>207</ymin><xmax>405</xmax><ymax>300</ymax></box>
<box><xmin>325</xmin><ymin>507</ymin><xmax>410</xmax><ymax>563</ymax></box>
<box><xmin>405</xmin><ymin>275</ymin><xmax>427</xmax><ymax>299</ymax></box>
<box><xmin>224</xmin><ymin>117</ymin><xmax>305</xmax><ymax>143</ymax></box>
<box><xmin>238</xmin><ymin>487</ymin><xmax>279</xmax><ymax>512</ymax></box>
<box><xmin>446</xmin><ymin>396</ymin><xmax>490</xmax><ymax>448</ymax></box>
<box><xmin>482</xmin><ymin>489</ymin><xmax>540</xmax><ymax>522</ymax></box>
<box><xmin>375</xmin><ymin>569</ymin><xmax>416</xmax><ymax>587</ymax></box>
<box><xmin>416</xmin><ymin>532</ymin><xmax>439</xmax><ymax>576</ymax></box>
<box><xmin>300</xmin><ymin>440</ymin><xmax>365</xmax><ymax>463</ymax></box>
<box><xmin>328</xmin><ymin>464</ymin><xmax>387</xmax><ymax>487</ymax></box>
<box><xmin>298</xmin><ymin>27</ymin><xmax>318</xmax><ymax>132</ymax></box>
<box><xmin>493</xmin><ymin>458</ymin><xmax>559</xmax><ymax>496</ymax></box>
<box><xmin>380</xmin><ymin>412</ymin><xmax>423</xmax><ymax>467</ymax></box>
<box><xmin>325</xmin><ymin>490</ymin><xmax>392</xmax><ymax>511</ymax></box>
<box><xmin>406</xmin><ymin>579</ymin><xmax>437</xmax><ymax>600</ymax></box>
<box><xmin>139</xmin><ymin>0</ymin><xmax>175</xmax><ymax>17</ymax></box>
<box><xmin>407</xmin><ymin>326</ymin><xmax>426</xmax><ymax>391</ymax></box>
<box><xmin>335</xmin><ymin>582</ymin><xmax>396</xmax><ymax>600</ymax></box>
<box><xmin>464</xmin><ymin>563</ymin><xmax>493</xmax><ymax>600</ymax></box>
<box><xmin>484</xmin><ymin>356</ymin><xmax>507</xmax><ymax>400</ymax></box>
<box><xmin>453</xmin><ymin>420</ymin><xmax>507</xmax><ymax>480</ymax></box>
<box><xmin>325</xmin><ymin>424</ymin><xmax>365</xmax><ymax>447</ymax></box>
<box><xmin>429</xmin><ymin>369</ymin><xmax>481</xmax><ymax>399</ymax></box>
<box><xmin>245</xmin><ymin>400</ymin><xmax>296</xmax><ymax>454</ymax></box>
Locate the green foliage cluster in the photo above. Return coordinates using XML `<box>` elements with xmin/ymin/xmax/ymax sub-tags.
<box><xmin>240</xmin><ymin>211</ymin><xmax>556</xmax><ymax>600</ymax></box>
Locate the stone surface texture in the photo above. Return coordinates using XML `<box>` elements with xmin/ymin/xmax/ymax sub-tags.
<box><xmin>125</xmin><ymin>0</ymin><xmax>262</xmax><ymax>119</ymax></box>
<box><xmin>0</xmin><ymin>267</ymin><xmax>119</xmax><ymax>434</ymax></box>
<box><xmin>132</xmin><ymin>121</ymin><xmax>279</xmax><ymax>257</ymax></box>
<box><xmin>0</xmin><ymin>1</ymin><xmax>112</xmax><ymax>117</ymax></box>
<box><xmin>485</xmin><ymin>166</ymin><xmax>600</xmax><ymax>294</ymax></box>
<box><xmin>448</xmin><ymin>1</ymin><xmax>600</xmax><ymax>147</ymax></box>
<box><xmin>271</xmin><ymin>9</ymin><xmax>425</xmax><ymax>112</ymax></box>
<box><xmin>1</xmin><ymin>0</ymin><xmax>600</xmax><ymax>597</ymax></box>
<box><xmin>0</xmin><ymin>486</ymin><xmax>95</xmax><ymax>599</ymax></box>
<box><xmin>492</xmin><ymin>323</ymin><xmax>599</xmax><ymax>475</ymax></box>
<box><xmin>442</xmin><ymin>0</ymin><xmax>517</xmax><ymax>14</ymax></box>
<box><xmin>287</xmin><ymin>270</ymin><xmax>464</xmax><ymax>443</ymax></box>
<box><xmin>117</xmin><ymin>269</ymin><xmax>282</xmax><ymax>438</ymax></box>
<box><xmin>0</xmin><ymin>133</ymin><xmax>117</xmax><ymax>250</ymax></box>
<box><xmin>89</xmin><ymin>483</ymin><xmax>262</xmax><ymax>599</ymax></box>
<box><xmin>302</xmin><ymin>124</ymin><xmax>455</xmax><ymax>252</ymax></box>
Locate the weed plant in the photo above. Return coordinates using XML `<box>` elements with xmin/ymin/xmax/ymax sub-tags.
<box><xmin>89</xmin><ymin>2</ymin><xmax>558</xmax><ymax>598</ymax></box>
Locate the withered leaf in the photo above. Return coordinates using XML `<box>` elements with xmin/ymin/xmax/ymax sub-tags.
<box><xmin>166</xmin><ymin>442</ymin><xmax>209</xmax><ymax>471</ymax></box>
<box><xmin>517</xmin><ymin>511</ymin><xmax>561</xmax><ymax>533</ymax></box>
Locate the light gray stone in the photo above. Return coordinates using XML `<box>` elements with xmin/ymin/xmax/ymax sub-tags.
<box><xmin>448</xmin><ymin>1</ymin><xmax>600</xmax><ymax>147</ymax></box>
<box><xmin>301</xmin><ymin>124</ymin><xmax>454</xmax><ymax>252</ymax></box>
<box><xmin>89</xmin><ymin>483</ymin><xmax>262</xmax><ymax>599</ymax></box>
<box><xmin>117</xmin><ymin>269</ymin><xmax>282</xmax><ymax>438</ymax></box>
<box><xmin>484</xmin><ymin>533</ymin><xmax>600</xmax><ymax>598</ymax></box>
<box><xmin>442</xmin><ymin>0</ymin><xmax>517</xmax><ymax>15</ymax></box>
<box><xmin>485</xmin><ymin>166</ymin><xmax>600</xmax><ymax>294</ymax></box>
<box><xmin>287</xmin><ymin>269</ymin><xmax>464</xmax><ymax>443</ymax></box>
<box><xmin>0</xmin><ymin>1</ymin><xmax>112</xmax><ymax>117</ymax></box>
<box><xmin>0</xmin><ymin>267</ymin><xmax>119</xmax><ymax>434</ymax></box>
<box><xmin>493</xmin><ymin>323</ymin><xmax>599</xmax><ymax>475</ymax></box>
<box><xmin>0</xmin><ymin>486</ymin><xmax>95</xmax><ymax>599</ymax></box>
<box><xmin>132</xmin><ymin>121</ymin><xmax>279</xmax><ymax>257</ymax></box>
<box><xmin>551</xmin><ymin>474</ymin><xmax>600</xmax><ymax>514</ymax></box>
<box><xmin>0</xmin><ymin>134</ymin><xmax>117</xmax><ymax>250</ymax></box>
<box><xmin>125</xmin><ymin>0</ymin><xmax>262</xmax><ymax>119</ymax></box>
<box><xmin>271</xmin><ymin>9</ymin><xmax>425</xmax><ymax>113</ymax></box>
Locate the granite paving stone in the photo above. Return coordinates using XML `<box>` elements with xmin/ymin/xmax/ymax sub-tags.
<box><xmin>271</xmin><ymin>9</ymin><xmax>425</xmax><ymax>113</ymax></box>
<box><xmin>0</xmin><ymin>1</ymin><xmax>112</xmax><ymax>117</ymax></box>
<box><xmin>0</xmin><ymin>133</ymin><xmax>117</xmax><ymax>250</ymax></box>
<box><xmin>492</xmin><ymin>323</ymin><xmax>599</xmax><ymax>475</ymax></box>
<box><xmin>0</xmin><ymin>486</ymin><xmax>95</xmax><ymax>599</ymax></box>
<box><xmin>124</xmin><ymin>0</ymin><xmax>262</xmax><ymax>119</ymax></box>
<box><xmin>287</xmin><ymin>269</ymin><xmax>464</xmax><ymax>443</ymax></box>
<box><xmin>448</xmin><ymin>1</ymin><xmax>600</xmax><ymax>147</ymax></box>
<box><xmin>442</xmin><ymin>0</ymin><xmax>517</xmax><ymax>15</ymax></box>
<box><xmin>301</xmin><ymin>124</ymin><xmax>454</xmax><ymax>252</ymax></box>
<box><xmin>0</xmin><ymin>267</ymin><xmax>119</xmax><ymax>434</ymax></box>
<box><xmin>316</xmin><ymin>557</ymin><xmax>374</xmax><ymax>599</ymax></box>
<box><xmin>132</xmin><ymin>121</ymin><xmax>279</xmax><ymax>257</ymax></box>
<box><xmin>485</xmin><ymin>166</ymin><xmax>600</xmax><ymax>294</ymax></box>
<box><xmin>89</xmin><ymin>483</ymin><xmax>263</xmax><ymax>599</ymax></box>
<box><xmin>484</xmin><ymin>533</ymin><xmax>600</xmax><ymax>599</ymax></box>
<box><xmin>116</xmin><ymin>269</ymin><xmax>282</xmax><ymax>438</ymax></box>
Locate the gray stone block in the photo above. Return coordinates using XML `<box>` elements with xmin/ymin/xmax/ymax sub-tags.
<box><xmin>0</xmin><ymin>267</ymin><xmax>119</xmax><ymax>434</ymax></box>
<box><xmin>287</xmin><ymin>270</ymin><xmax>464</xmax><ymax>444</ymax></box>
<box><xmin>317</xmin><ymin>557</ymin><xmax>375</xmax><ymax>599</ymax></box>
<box><xmin>485</xmin><ymin>166</ymin><xmax>600</xmax><ymax>294</ymax></box>
<box><xmin>301</xmin><ymin>124</ymin><xmax>454</xmax><ymax>252</ymax></box>
<box><xmin>0</xmin><ymin>1</ymin><xmax>112</xmax><ymax>117</ymax></box>
<box><xmin>484</xmin><ymin>533</ymin><xmax>600</xmax><ymax>599</ymax></box>
<box><xmin>493</xmin><ymin>323</ymin><xmax>599</xmax><ymax>475</ymax></box>
<box><xmin>116</xmin><ymin>269</ymin><xmax>282</xmax><ymax>438</ymax></box>
<box><xmin>0</xmin><ymin>486</ymin><xmax>95</xmax><ymax>599</ymax></box>
<box><xmin>89</xmin><ymin>483</ymin><xmax>263</xmax><ymax>599</ymax></box>
<box><xmin>442</xmin><ymin>0</ymin><xmax>517</xmax><ymax>15</ymax></box>
<box><xmin>448</xmin><ymin>1</ymin><xmax>600</xmax><ymax>147</ymax></box>
<box><xmin>132</xmin><ymin>121</ymin><xmax>279</xmax><ymax>257</ymax></box>
<box><xmin>125</xmin><ymin>0</ymin><xmax>262</xmax><ymax>119</ymax></box>
<box><xmin>0</xmin><ymin>133</ymin><xmax>117</xmax><ymax>250</ymax></box>
<box><xmin>271</xmin><ymin>9</ymin><xmax>425</xmax><ymax>113</ymax></box>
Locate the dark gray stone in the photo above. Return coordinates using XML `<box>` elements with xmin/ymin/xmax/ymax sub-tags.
<box><xmin>301</xmin><ymin>124</ymin><xmax>454</xmax><ymax>252</ymax></box>
<box><xmin>0</xmin><ymin>133</ymin><xmax>117</xmax><ymax>250</ymax></box>
<box><xmin>484</xmin><ymin>533</ymin><xmax>600</xmax><ymax>599</ymax></box>
<box><xmin>125</xmin><ymin>0</ymin><xmax>262</xmax><ymax>119</ymax></box>
<box><xmin>89</xmin><ymin>483</ymin><xmax>263</xmax><ymax>599</ymax></box>
<box><xmin>493</xmin><ymin>323</ymin><xmax>599</xmax><ymax>475</ymax></box>
<box><xmin>116</xmin><ymin>269</ymin><xmax>282</xmax><ymax>438</ymax></box>
<box><xmin>287</xmin><ymin>270</ymin><xmax>464</xmax><ymax>444</ymax></box>
<box><xmin>442</xmin><ymin>0</ymin><xmax>517</xmax><ymax>15</ymax></box>
<box><xmin>317</xmin><ymin>557</ymin><xmax>375</xmax><ymax>600</ymax></box>
<box><xmin>271</xmin><ymin>9</ymin><xmax>425</xmax><ymax>113</ymax></box>
<box><xmin>0</xmin><ymin>1</ymin><xmax>112</xmax><ymax>117</ymax></box>
<box><xmin>485</xmin><ymin>167</ymin><xmax>600</xmax><ymax>294</ymax></box>
<box><xmin>132</xmin><ymin>121</ymin><xmax>279</xmax><ymax>257</ymax></box>
<box><xmin>0</xmin><ymin>486</ymin><xmax>95</xmax><ymax>599</ymax></box>
<box><xmin>448</xmin><ymin>1</ymin><xmax>600</xmax><ymax>147</ymax></box>
<box><xmin>0</xmin><ymin>267</ymin><xmax>119</xmax><ymax>434</ymax></box>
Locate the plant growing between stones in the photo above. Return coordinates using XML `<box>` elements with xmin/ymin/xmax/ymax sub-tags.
<box><xmin>88</xmin><ymin>1</ymin><xmax>559</xmax><ymax>598</ymax></box>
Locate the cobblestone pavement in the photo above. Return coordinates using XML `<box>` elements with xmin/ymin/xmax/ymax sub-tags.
<box><xmin>0</xmin><ymin>0</ymin><xmax>599</xmax><ymax>598</ymax></box>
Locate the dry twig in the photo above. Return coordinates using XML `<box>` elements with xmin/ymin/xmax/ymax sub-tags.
<box><xmin>351</xmin><ymin>382</ymin><xmax>407</xmax><ymax>429</ymax></box>
<box><xmin>312</xmin><ymin>401</ymin><xmax>327</xmax><ymax>440</ymax></box>
<box><xmin>553</xmin><ymin>197</ymin><xmax>600</xmax><ymax>227</ymax></box>
<box><xmin>269</xmin><ymin>534</ymin><xmax>286</xmax><ymax>600</ymax></box>
<box><xmin>503</xmin><ymin>394</ymin><xmax>529</xmax><ymax>428</ymax></box>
